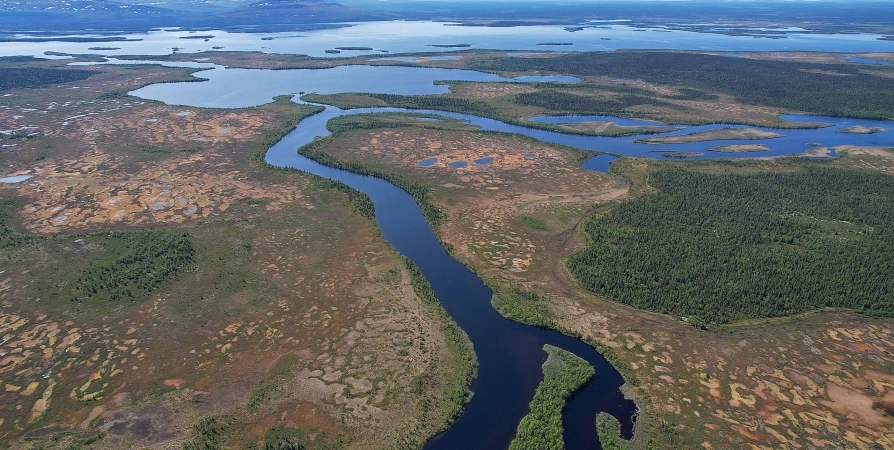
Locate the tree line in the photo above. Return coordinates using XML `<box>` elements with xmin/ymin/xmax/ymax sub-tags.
<box><xmin>0</xmin><ymin>67</ymin><xmax>98</xmax><ymax>90</ymax></box>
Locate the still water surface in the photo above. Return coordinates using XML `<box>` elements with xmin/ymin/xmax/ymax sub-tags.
<box><xmin>3</xmin><ymin>21</ymin><xmax>894</xmax><ymax>59</ymax></box>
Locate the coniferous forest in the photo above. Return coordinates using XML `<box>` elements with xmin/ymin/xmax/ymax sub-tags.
<box><xmin>0</xmin><ymin>67</ymin><xmax>98</xmax><ymax>90</ymax></box>
<box><xmin>469</xmin><ymin>52</ymin><xmax>894</xmax><ymax>119</ymax></box>
<box><xmin>567</xmin><ymin>167</ymin><xmax>894</xmax><ymax>324</ymax></box>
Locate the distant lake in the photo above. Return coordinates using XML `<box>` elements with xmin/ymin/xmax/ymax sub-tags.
<box><xmin>2</xmin><ymin>21</ymin><xmax>893</xmax><ymax>59</ymax></box>
<box><xmin>128</xmin><ymin>64</ymin><xmax>579</xmax><ymax>108</ymax></box>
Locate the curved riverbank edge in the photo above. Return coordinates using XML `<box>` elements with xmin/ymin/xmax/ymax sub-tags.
<box><xmin>259</xmin><ymin>156</ymin><xmax>479</xmax><ymax>447</ymax></box>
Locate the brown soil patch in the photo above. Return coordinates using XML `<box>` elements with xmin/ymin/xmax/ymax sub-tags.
<box><xmin>317</xmin><ymin>127</ymin><xmax>625</xmax><ymax>275</ymax></box>
<box><xmin>3</xmin><ymin>149</ymin><xmax>302</xmax><ymax>232</ymax></box>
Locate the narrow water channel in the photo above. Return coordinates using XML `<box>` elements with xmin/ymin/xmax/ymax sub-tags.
<box><xmin>265</xmin><ymin>105</ymin><xmax>637</xmax><ymax>449</ymax></box>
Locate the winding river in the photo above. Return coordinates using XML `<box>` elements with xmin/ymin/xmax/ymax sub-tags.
<box><xmin>264</xmin><ymin>105</ymin><xmax>637</xmax><ymax>449</ymax></box>
<box><xmin>123</xmin><ymin>62</ymin><xmax>894</xmax><ymax>449</ymax></box>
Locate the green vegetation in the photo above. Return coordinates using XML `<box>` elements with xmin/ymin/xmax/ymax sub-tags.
<box><xmin>254</xmin><ymin>96</ymin><xmax>324</xmax><ymax>165</ymax></box>
<box><xmin>568</xmin><ymin>167</ymin><xmax>894</xmax><ymax>324</ymax></box>
<box><xmin>247</xmin><ymin>356</ymin><xmax>298</xmax><ymax>413</ymax></box>
<box><xmin>492</xmin><ymin>287</ymin><xmax>555</xmax><ymax>328</ymax></box>
<box><xmin>73</xmin><ymin>229</ymin><xmax>195</xmax><ymax>303</ymax></box>
<box><xmin>0</xmin><ymin>198</ymin><xmax>196</xmax><ymax>308</ymax></box>
<box><xmin>301</xmin><ymin>92</ymin><xmax>673</xmax><ymax>136</ymax></box>
<box><xmin>596</xmin><ymin>413</ymin><xmax>633</xmax><ymax>450</ymax></box>
<box><xmin>184</xmin><ymin>417</ymin><xmax>228</xmax><ymax>450</ymax></box>
<box><xmin>247</xmin><ymin>382</ymin><xmax>279</xmax><ymax>413</ymax></box>
<box><xmin>262</xmin><ymin>425</ymin><xmax>308</xmax><ymax>450</ymax></box>
<box><xmin>298</xmin><ymin>140</ymin><xmax>445</xmax><ymax>231</ymax></box>
<box><xmin>518</xmin><ymin>214</ymin><xmax>548</xmax><ymax>231</ymax></box>
<box><xmin>397</xmin><ymin>256</ymin><xmax>477</xmax><ymax>448</ymax></box>
<box><xmin>61</xmin><ymin>432</ymin><xmax>106</xmax><ymax>450</ymax></box>
<box><xmin>515</xmin><ymin>90</ymin><xmax>681</xmax><ymax>115</ymax></box>
<box><xmin>0</xmin><ymin>198</ymin><xmax>37</xmax><ymax>248</ymax></box>
<box><xmin>349</xmin><ymin>93</ymin><xmax>500</xmax><ymax>117</ymax></box>
<box><xmin>0</xmin><ymin>67</ymin><xmax>98</xmax><ymax>90</ymax></box>
<box><xmin>469</xmin><ymin>51</ymin><xmax>894</xmax><ymax>119</ymax></box>
<box><xmin>509</xmin><ymin>345</ymin><xmax>595</xmax><ymax>450</ymax></box>
<box><xmin>307</xmin><ymin>176</ymin><xmax>376</xmax><ymax>221</ymax></box>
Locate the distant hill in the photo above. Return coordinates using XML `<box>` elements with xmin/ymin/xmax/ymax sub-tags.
<box><xmin>0</xmin><ymin>0</ymin><xmax>386</xmax><ymax>31</ymax></box>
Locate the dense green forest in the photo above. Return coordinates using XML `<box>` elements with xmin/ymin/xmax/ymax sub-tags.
<box><xmin>74</xmin><ymin>229</ymin><xmax>195</xmax><ymax>303</ymax></box>
<box><xmin>0</xmin><ymin>67</ymin><xmax>98</xmax><ymax>90</ymax></box>
<box><xmin>595</xmin><ymin>413</ymin><xmax>633</xmax><ymax>450</ymax></box>
<box><xmin>514</xmin><ymin>90</ymin><xmax>683</xmax><ymax>115</ymax></box>
<box><xmin>509</xmin><ymin>345</ymin><xmax>594</xmax><ymax>450</ymax></box>
<box><xmin>469</xmin><ymin>52</ymin><xmax>894</xmax><ymax>119</ymax></box>
<box><xmin>0</xmin><ymin>198</ymin><xmax>37</xmax><ymax>248</ymax></box>
<box><xmin>567</xmin><ymin>167</ymin><xmax>894</xmax><ymax>324</ymax></box>
<box><xmin>492</xmin><ymin>287</ymin><xmax>556</xmax><ymax>328</ymax></box>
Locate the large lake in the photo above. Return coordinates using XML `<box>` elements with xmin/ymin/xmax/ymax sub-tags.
<box><xmin>2</xmin><ymin>21</ymin><xmax>894</xmax><ymax>59</ymax></box>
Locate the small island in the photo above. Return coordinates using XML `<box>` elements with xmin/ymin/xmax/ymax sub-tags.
<box><xmin>335</xmin><ymin>46</ymin><xmax>374</xmax><ymax>51</ymax></box>
<box><xmin>838</xmin><ymin>125</ymin><xmax>889</xmax><ymax>134</ymax></box>
<box><xmin>638</xmin><ymin>127</ymin><xmax>782</xmax><ymax>144</ymax></box>
<box><xmin>537</xmin><ymin>42</ymin><xmax>574</xmax><ymax>46</ymax></box>
<box><xmin>428</xmin><ymin>44</ymin><xmax>473</xmax><ymax>48</ymax></box>
<box><xmin>708</xmin><ymin>144</ymin><xmax>770</xmax><ymax>153</ymax></box>
<box><xmin>649</xmin><ymin>150</ymin><xmax>705</xmax><ymax>158</ymax></box>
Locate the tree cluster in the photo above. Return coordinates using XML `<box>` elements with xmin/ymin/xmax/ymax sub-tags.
<box><xmin>0</xmin><ymin>67</ymin><xmax>98</xmax><ymax>90</ymax></box>
<box><xmin>74</xmin><ymin>229</ymin><xmax>195</xmax><ymax>303</ymax></box>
